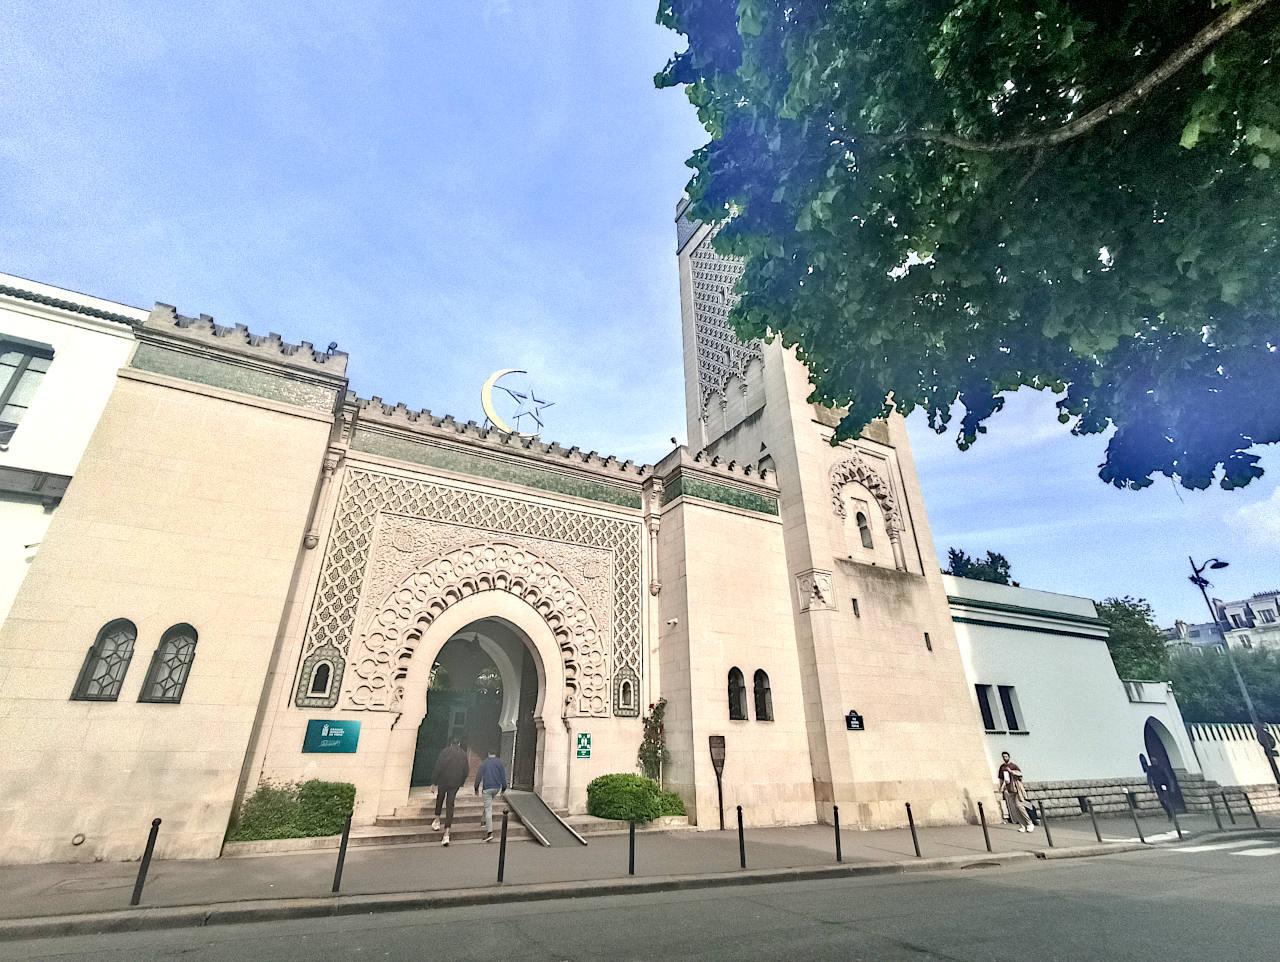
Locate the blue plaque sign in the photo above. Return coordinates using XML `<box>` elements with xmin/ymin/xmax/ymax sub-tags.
<box><xmin>303</xmin><ymin>719</ymin><xmax>361</xmax><ymax>753</ymax></box>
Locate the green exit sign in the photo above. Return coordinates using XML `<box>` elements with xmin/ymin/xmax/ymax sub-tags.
<box><xmin>576</xmin><ymin>732</ymin><xmax>591</xmax><ymax>758</ymax></box>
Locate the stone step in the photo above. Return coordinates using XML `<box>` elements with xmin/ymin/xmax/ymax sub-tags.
<box><xmin>350</xmin><ymin>823</ymin><xmax>532</xmax><ymax>847</ymax></box>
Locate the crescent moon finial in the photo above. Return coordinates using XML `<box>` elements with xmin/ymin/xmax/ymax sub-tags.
<box><xmin>481</xmin><ymin>368</ymin><xmax>530</xmax><ymax>436</ymax></box>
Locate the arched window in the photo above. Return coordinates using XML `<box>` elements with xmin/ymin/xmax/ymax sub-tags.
<box><xmin>856</xmin><ymin>511</ymin><xmax>874</xmax><ymax>549</ymax></box>
<box><xmin>71</xmin><ymin>619</ymin><xmax>137</xmax><ymax>701</ymax></box>
<box><xmin>139</xmin><ymin>624</ymin><xmax>198</xmax><ymax>703</ymax></box>
<box><xmin>728</xmin><ymin>667</ymin><xmax>748</xmax><ymax>720</ymax></box>
<box><xmin>753</xmin><ymin>669</ymin><xmax>773</xmax><ymax>721</ymax></box>
<box><xmin>619</xmin><ymin>679</ymin><xmax>635</xmax><ymax>712</ymax></box>
<box><xmin>309</xmin><ymin>662</ymin><xmax>332</xmax><ymax>696</ymax></box>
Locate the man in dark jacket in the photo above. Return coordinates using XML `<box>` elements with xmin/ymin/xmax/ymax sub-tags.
<box><xmin>430</xmin><ymin>738</ymin><xmax>470</xmax><ymax>846</ymax></box>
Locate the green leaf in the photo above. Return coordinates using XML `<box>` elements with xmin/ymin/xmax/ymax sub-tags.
<box><xmin>1254</xmin><ymin>153</ymin><xmax>1272</xmax><ymax>170</ymax></box>
<box><xmin>1180</xmin><ymin>119</ymin><xmax>1201</xmax><ymax>149</ymax></box>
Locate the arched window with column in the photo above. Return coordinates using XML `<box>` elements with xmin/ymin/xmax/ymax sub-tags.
<box><xmin>71</xmin><ymin>619</ymin><xmax>137</xmax><ymax>701</ymax></box>
<box><xmin>138</xmin><ymin>624</ymin><xmax>198</xmax><ymax>704</ymax></box>
<box><xmin>728</xmin><ymin>667</ymin><xmax>748</xmax><ymax>720</ymax></box>
<box><xmin>753</xmin><ymin>669</ymin><xmax>773</xmax><ymax>721</ymax></box>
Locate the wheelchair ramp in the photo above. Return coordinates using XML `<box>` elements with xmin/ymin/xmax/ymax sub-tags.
<box><xmin>504</xmin><ymin>790</ymin><xmax>588</xmax><ymax>847</ymax></box>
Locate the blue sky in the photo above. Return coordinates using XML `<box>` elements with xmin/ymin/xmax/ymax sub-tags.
<box><xmin>2</xmin><ymin>1</ymin><xmax>1274</xmax><ymax>627</ymax></box>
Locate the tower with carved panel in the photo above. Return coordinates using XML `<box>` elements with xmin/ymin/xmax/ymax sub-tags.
<box><xmin>675</xmin><ymin>199</ymin><xmax>992</xmax><ymax>826</ymax></box>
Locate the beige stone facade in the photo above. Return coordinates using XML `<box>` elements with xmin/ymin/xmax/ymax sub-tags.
<box><xmin>0</xmin><ymin>213</ymin><xmax>994</xmax><ymax>863</ymax></box>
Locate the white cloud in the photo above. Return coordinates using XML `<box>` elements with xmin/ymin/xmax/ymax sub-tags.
<box><xmin>1227</xmin><ymin>486</ymin><xmax>1280</xmax><ymax>546</ymax></box>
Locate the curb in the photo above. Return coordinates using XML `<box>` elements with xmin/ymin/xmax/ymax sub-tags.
<box><xmin>0</xmin><ymin>851</ymin><xmax>1037</xmax><ymax>942</ymax></box>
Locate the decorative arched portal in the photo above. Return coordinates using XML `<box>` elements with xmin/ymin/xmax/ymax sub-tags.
<box><xmin>1143</xmin><ymin>717</ymin><xmax>1186</xmax><ymax>813</ymax></box>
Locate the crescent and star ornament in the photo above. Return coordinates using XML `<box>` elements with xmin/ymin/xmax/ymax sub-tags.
<box><xmin>481</xmin><ymin>369</ymin><xmax>555</xmax><ymax>437</ymax></box>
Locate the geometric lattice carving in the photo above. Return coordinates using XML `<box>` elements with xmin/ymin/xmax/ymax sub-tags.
<box><xmin>346</xmin><ymin>542</ymin><xmax>608</xmax><ymax>716</ymax></box>
<box><xmin>295</xmin><ymin>467</ymin><xmax>642</xmax><ymax>715</ymax></box>
<box><xmin>137</xmin><ymin>624</ymin><xmax>198</xmax><ymax>704</ymax></box>
<box><xmin>689</xmin><ymin>233</ymin><xmax>761</xmax><ymax>404</ymax></box>
<box><xmin>829</xmin><ymin>452</ymin><xmax>902</xmax><ymax>534</ymax></box>
<box><xmin>71</xmin><ymin>618</ymin><xmax>137</xmax><ymax>702</ymax></box>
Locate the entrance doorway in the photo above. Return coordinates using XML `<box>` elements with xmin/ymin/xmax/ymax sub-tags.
<box><xmin>1143</xmin><ymin>717</ymin><xmax>1186</xmax><ymax>813</ymax></box>
<box><xmin>409</xmin><ymin>620</ymin><xmax>541</xmax><ymax>792</ymax></box>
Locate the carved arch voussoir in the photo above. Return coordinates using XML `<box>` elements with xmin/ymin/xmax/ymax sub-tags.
<box><xmin>830</xmin><ymin>454</ymin><xmax>902</xmax><ymax>533</ymax></box>
<box><xmin>344</xmin><ymin>541</ymin><xmax>608</xmax><ymax>718</ymax></box>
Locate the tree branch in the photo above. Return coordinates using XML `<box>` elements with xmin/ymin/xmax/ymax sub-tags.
<box><xmin>876</xmin><ymin>0</ymin><xmax>1274</xmax><ymax>154</ymax></box>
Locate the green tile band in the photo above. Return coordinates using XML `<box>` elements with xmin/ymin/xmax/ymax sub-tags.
<box><xmin>662</xmin><ymin>473</ymin><xmax>779</xmax><ymax>516</ymax></box>
<box><xmin>351</xmin><ymin>427</ymin><xmax>643</xmax><ymax>509</ymax></box>
<box><xmin>130</xmin><ymin>343</ymin><xmax>338</xmax><ymax>413</ymax></box>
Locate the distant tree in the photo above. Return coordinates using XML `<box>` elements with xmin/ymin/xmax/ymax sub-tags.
<box><xmin>1096</xmin><ymin>596</ymin><xmax>1172</xmax><ymax>680</ymax></box>
<box><xmin>943</xmin><ymin>548</ymin><xmax>1014</xmax><ymax>585</ymax></box>
<box><xmin>1169</xmin><ymin>647</ymin><xmax>1280</xmax><ymax>723</ymax></box>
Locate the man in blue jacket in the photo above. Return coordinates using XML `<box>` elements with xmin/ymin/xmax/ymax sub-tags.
<box><xmin>473</xmin><ymin>749</ymin><xmax>508</xmax><ymax>842</ymax></box>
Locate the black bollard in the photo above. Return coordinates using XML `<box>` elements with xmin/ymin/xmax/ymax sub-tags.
<box><xmin>1244</xmin><ymin>792</ymin><xmax>1262</xmax><ymax>829</ymax></box>
<box><xmin>497</xmin><ymin>810</ymin><xmax>509</xmax><ymax>883</ymax></box>
<box><xmin>129</xmin><ymin>818</ymin><xmax>162</xmax><ymax>907</ymax></box>
<box><xmin>331</xmin><ymin>811</ymin><xmax>352</xmax><ymax>893</ymax></box>
<box><xmin>1126</xmin><ymin>793</ymin><xmax>1146</xmax><ymax>844</ymax></box>
<box><xmin>977</xmin><ymin>801</ymin><xmax>992</xmax><ymax>853</ymax></box>
<box><xmin>1222</xmin><ymin>791</ymin><xmax>1237</xmax><ymax>825</ymax></box>
<box><xmin>1086</xmin><ymin>800</ymin><xmax>1103</xmax><ymax>844</ymax></box>
<box><xmin>737</xmin><ymin>806</ymin><xmax>746</xmax><ymax>869</ymax></box>
<box><xmin>833</xmin><ymin>805</ymin><xmax>842</xmax><ymax>863</ymax></box>
<box><xmin>905</xmin><ymin>803</ymin><xmax>921</xmax><ymax>858</ymax></box>
<box><xmin>628</xmin><ymin>820</ymin><xmax>636</xmax><ymax>876</ymax></box>
<box><xmin>1037</xmin><ymin>801</ymin><xmax>1054</xmax><ymax>847</ymax></box>
<box><xmin>1208</xmin><ymin>792</ymin><xmax>1224</xmax><ymax>831</ymax></box>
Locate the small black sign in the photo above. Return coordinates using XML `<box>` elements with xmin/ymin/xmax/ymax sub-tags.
<box><xmin>709</xmin><ymin>735</ymin><xmax>726</xmax><ymax>776</ymax></box>
<box><xmin>845</xmin><ymin>710</ymin><xmax>865</xmax><ymax>732</ymax></box>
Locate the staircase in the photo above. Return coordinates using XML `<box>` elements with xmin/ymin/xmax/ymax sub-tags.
<box><xmin>354</xmin><ymin>791</ymin><xmax>535</xmax><ymax>847</ymax></box>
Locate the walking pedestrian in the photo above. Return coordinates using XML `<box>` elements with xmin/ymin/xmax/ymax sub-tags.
<box><xmin>996</xmin><ymin>751</ymin><xmax>1035</xmax><ymax>833</ymax></box>
<box><xmin>430</xmin><ymin>738</ymin><xmax>470</xmax><ymax>847</ymax></box>
<box><xmin>473</xmin><ymin>748</ymin><xmax>508</xmax><ymax>842</ymax></box>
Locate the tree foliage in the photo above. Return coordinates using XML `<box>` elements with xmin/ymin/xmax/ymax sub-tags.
<box><xmin>657</xmin><ymin>0</ymin><xmax>1280</xmax><ymax>489</ymax></box>
<box><xmin>1096</xmin><ymin>596</ymin><xmax>1172</xmax><ymax>679</ymax></box>
<box><xmin>1169</xmin><ymin>647</ymin><xmax>1280</xmax><ymax>722</ymax></box>
<box><xmin>943</xmin><ymin>547</ymin><xmax>1015</xmax><ymax>585</ymax></box>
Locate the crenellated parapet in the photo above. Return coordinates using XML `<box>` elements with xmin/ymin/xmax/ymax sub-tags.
<box><xmin>141</xmin><ymin>303</ymin><xmax>349</xmax><ymax>379</ymax></box>
<box><xmin>652</xmin><ymin>442</ymin><xmax>780</xmax><ymax>517</ymax></box>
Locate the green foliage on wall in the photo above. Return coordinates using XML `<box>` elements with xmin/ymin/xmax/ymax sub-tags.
<box><xmin>657</xmin><ymin>0</ymin><xmax>1280</xmax><ymax>490</ymax></box>
<box><xmin>1097</xmin><ymin>596</ymin><xmax>1173</xmax><ymax>680</ymax></box>
<box><xmin>944</xmin><ymin>548</ymin><xmax>1015</xmax><ymax>585</ymax></box>
<box><xmin>637</xmin><ymin>697</ymin><xmax>672</xmax><ymax>781</ymax></box>
<box><xmin>226</xmin><ymin>779</ymin><xmax>356</xmax><ymax>841</ymax></box>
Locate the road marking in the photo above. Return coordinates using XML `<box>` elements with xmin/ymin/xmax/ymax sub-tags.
<box><xmin>1172</xmin><ymin>840</ymin><xmax>1262</xmax><ymax>853</ymax></box>
<box><xmin>1234</xmin><ymin>847</ymin><xmax>1280</xmax><ymax>857</ymax></box>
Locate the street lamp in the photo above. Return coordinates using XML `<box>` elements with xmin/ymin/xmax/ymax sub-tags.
<box><xmin>1188</xmin><ymin>556</ymin><xmax>1280</xmax><ymax>786</ymax></box>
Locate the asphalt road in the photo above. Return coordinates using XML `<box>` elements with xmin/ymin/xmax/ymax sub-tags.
<box><xmin>5</xmin><ymin>841</ymin><xmax>1279</xmax><ymax>961</ymax></box>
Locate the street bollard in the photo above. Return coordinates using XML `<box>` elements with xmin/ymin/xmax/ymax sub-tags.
<box><xmin>977</xmin><ymin>801</ymin><xmax>992</xmax><ymax>853</ymax></box>
<box><xmin>1222</xmin><ymin>791</ymin><xmax>1237</xmax><ymax>825</ymax></box>
<box><xmin>1126</xmin><ymin>793</ymin><xmax>1146</xmax><ymax>844</ymax></box>
<box><xmin>628</xmin><ymin>820</ymin><xmax>636</xmax><ymax>876</ymax></box>
<box><xmin>737</xmin><ymin>806</ymin><xmax>746</xmax><ymax>869</ymax></box>
<box><xmin>1171</xmin><ymin>808</ymin><xmax>1184</xmax><ymax>841</ymax></box>
<box><xmin>1208</xmin><ymin>793</ymin><xmax>1224</xmax><ymax>831</ymax></box>
<box><xmin>1037</xmin><ymin>801</ymin><xmax>1054</xmax><ymax>848</ymax></box>
<box><xmin>129</xmin><ymin>818</ymin><xmax>162</xmax><ymax>907</ymax></box>
<box><xmin>497</xmin><ymin>810</ymin><xmax>509</xmax><ymax>883</ymax></box>
<box><xmin>905</xmin><ymin>803</ymin><xmax>921</xmax><ymax>858</ymax></box>
<box><xmin>833</xmin><ymin>805</ymin><xmax>842</xmax><ymax>863</ymax></box>
<box><xmin>331</xmin><ymin>811</ymin><xmax>353</xmax><ymax>893</ymax></box>
<box><xmin>1086</xmin><ymin>800</ymin><xmax>1103</xmax><ymax>844</ymax></box>
<box><xmin>1244</xmin><ymin>792</ymin><xmax>1262</xmax><ymax>829</ymax></box>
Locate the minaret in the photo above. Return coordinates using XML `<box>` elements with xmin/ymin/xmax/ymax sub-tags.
<box><xmin>675</xmin><ymin>199</ymin><xmax>992</xmax><ymax>826</ymax></box>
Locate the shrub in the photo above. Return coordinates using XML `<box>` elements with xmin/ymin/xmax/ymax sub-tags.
<box><xmin>587</xmin><ymin>773</ymin><xmax>687</xmax><ymax>822</ymax></box>
<box><xmin>226</xmin><ymin>779</ymin><xmax>356</xmax><ymax>841</ymax></box>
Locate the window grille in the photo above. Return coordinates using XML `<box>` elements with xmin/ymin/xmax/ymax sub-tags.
<box><xmin>728</xmin><ymin>667</ymin><xmax>748</xmax><ymax>721</ymax></box>
<box><xmin>138</xmin><ymin>624</ymin><xmax>198</xmax><ymax>703</ymax></box>
<box><xmin>855</xmin><ymin>511</ymin><xmax>874</xmax><ymax>549</ymax></box>
<box><xmin>71</xmin><ymin>619</ymin><xmax>137</xmax><ymax>701</ymax></box>
<box><xmin>0</xmin><ymin>338</ymin><xmax>54</xmax><ymax>445</ymax></box>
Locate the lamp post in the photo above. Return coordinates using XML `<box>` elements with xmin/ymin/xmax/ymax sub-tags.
<box><xmin>1188</xmin><ymin>556</ymin><xmax>1280</xmax><ymax>787</ymax></box>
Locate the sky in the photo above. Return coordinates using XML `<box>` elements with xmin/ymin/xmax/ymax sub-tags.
<box><xmin>1</xmin><ymin>1</ymin><xmax>1274</xmax><ymax>628</ymax></box>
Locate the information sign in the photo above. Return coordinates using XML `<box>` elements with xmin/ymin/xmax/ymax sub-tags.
<box><xmin>302</xmin><ymin>719</ymin><xmax>361</xmax><ymax>753</ymax></box>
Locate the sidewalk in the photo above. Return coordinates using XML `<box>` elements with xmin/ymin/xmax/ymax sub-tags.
<box><xmin>0</xmin><ymin>809</ymin><xmax>1275</xmax><ymax>940</ymax></box>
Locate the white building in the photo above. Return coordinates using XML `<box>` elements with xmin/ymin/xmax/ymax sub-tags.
<box><xmin>0</xmin><ymin>275</ymin><xmax>142</xmax><ymax>624</ymax></box>
<box><xmin>1164</xmin><ymin>591</ymin><xmax>1280</xmax><ymax>651</ymax></box>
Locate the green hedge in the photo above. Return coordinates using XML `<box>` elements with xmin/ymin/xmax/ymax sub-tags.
<box><xmin>586</xmin><ymin>774</ymin><xmax>686</xmax><ymax>822</ymax></box>
<box><xmin>226</xmin><ymin>780</ymin><xmax>356</xmax><ymax>841</ymax></box>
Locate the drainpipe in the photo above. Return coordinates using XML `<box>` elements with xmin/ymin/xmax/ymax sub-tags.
<box><xmin>563</xmin><ymin>708</ymin><xmax>573</xmax><ymax>811</ymax></box>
